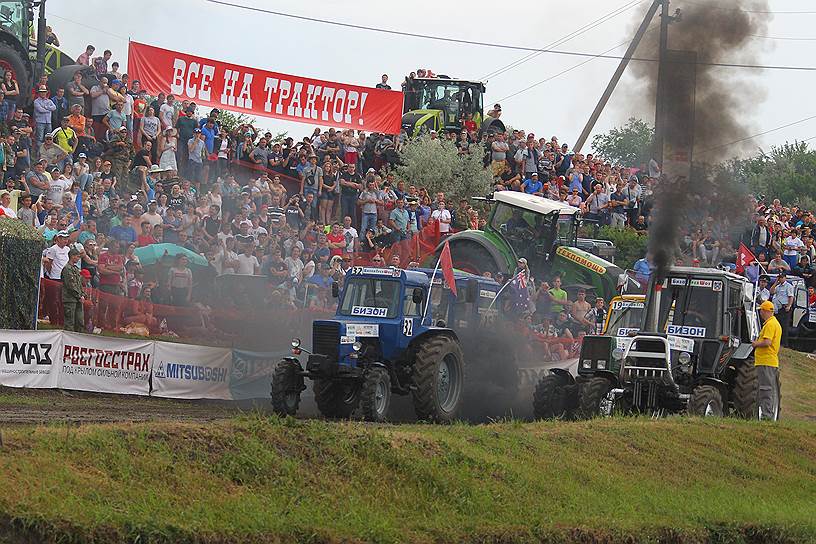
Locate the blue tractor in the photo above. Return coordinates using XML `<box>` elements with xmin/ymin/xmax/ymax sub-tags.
<box><xmin>271</xmin><ymin>266</ymin><xmax>502</xmax><ymax>422</ymax></box>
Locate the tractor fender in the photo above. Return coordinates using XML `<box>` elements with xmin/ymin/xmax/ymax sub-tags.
<box><xmin>548</xmin><ymin>367</ymin><xmax>575</xmax><ymax>385</ymax></box>
<box><xmin>585</xmin><ymin>370</ymin><xmax>620</xmax><ymax>387</ymax></box>
<box><xmin>696</xmin><ymin>376</ymin><xmax>730</xmax><ymax>401</ymax></box>
<box><xmin>438</xmin><ymin>231</ymin><xmax>512</xmax><ymax>274</ymax></box>
<box><xmin>280</xmin><ymin>356</ymin><xmax>304</xmax><ymax>370</ymax></box>
<box><xmin>409</xmin><ymin>328</ymin><xmax>460</xmax><ymax>350</ymax></box>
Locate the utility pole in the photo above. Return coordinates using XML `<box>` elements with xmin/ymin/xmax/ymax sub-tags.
<box><xmin>653</xmin><ymin>0</ymin><xmax>670</xmax><ymax>166</ymax></box>
<box><xmin>573</xmin><ymin>0</ymin><xmax>661</xmax><ymax>154</ymax></box>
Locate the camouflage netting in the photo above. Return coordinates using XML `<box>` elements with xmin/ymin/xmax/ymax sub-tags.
<box><xmin>0</xmin><ymin>218</ymin><xmax>46</xmax><ymax>329</ymax></box>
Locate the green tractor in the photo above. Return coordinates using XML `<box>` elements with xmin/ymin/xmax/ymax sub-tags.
<box><xmin>0</xmin><ymin>0</ymin><xmax>73</xmax><ymax>109</ymax></box>
<box><xmin>401</xmin><ymin>76</ymin><xmax>504</xmax><ymax>137</ymax></box>
<box><xmin>442</xmin><ymin>191</ymin><xmax>629</xmax><ymax>302</ymax></box>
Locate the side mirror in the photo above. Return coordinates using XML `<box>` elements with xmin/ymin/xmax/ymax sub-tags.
<box><xmin>331</xmin><ymin>282</ymin><xmax>339</xmax><ymax>298</ymax></box>
<box><xmin>466</xmin><ymin>279</ymin><xmax>478</xmax><ymax>303</ymax></box>
<box><xmin>412</xmin><ymin>287</ymin><xmax>424</xmax><ymax>304</ymax></box>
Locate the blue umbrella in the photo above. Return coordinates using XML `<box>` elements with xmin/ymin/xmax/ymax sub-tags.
<box><xmin>133</xmin><ymin>243</ymin><xmax>209</xmax><ymax>268</ymax></box>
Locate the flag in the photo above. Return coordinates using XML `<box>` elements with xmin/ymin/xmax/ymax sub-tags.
<box><xmin>736</xmin><ymin>242</ymin><xmax>756</xmax><ymax>274</ymax></box>
<box><xmin>439</xmin><ymin>240</ymin><xmax>457</xmax><ymax>297</ymax></box>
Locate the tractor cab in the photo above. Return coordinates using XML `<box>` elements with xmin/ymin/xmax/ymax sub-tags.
<box><xmin>401</xmin><ymin>77</ymin><xmax>485</xmax><ymax>136</ymax></box>
<box><xmin>488</xmin><ymin>191</ymin><xmax>572</xmax><ymax>272</ymax></box>
<box><xmin>613</xmin><ymin>267</ymin><xmax>760</xmax><ymax>414</ymax></box>
<box><xmin>310</xmin><ymin>266</ymin><xmax>433</xmax><ymax>372</ymax></box>
<box><xmin>0</xmin><ymin>1</ymin><xmax>28</xmax><ymax>43</ymax></box>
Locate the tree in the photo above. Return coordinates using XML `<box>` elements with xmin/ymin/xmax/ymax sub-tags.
<box><xmin>215</xmin><ymin>110</ymin><xmax>287</xmax><ymax>142</ymax></box>
<box><xmin>591</xmin><ymin>118</ymin><xmax>654</xmax><ymax>168</ymax></box>
<box><xmin>728</xmin><ymin>141</ymin><xmax>816</xmax><ymax>206</ymax></box>
<box><xmin>395</xmin><ymin>136</ymin><xmax>492</xmax><ymax>203</ymax></box>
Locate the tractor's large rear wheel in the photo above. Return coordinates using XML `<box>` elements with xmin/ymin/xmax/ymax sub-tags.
<box><xmin>314</xmin><ymin>379</ymin><xmax>359</xmax><ymax>419</ymax></box>
<box><xmin>0</xmin><ymin>42</ymin><xmax>32</xmax><ymax>110</ymax></box>
<box><xmin>412</xmin><ymin>335</ymin><xmax>465</xmax><ymax>423</ymax></box>
<box><xmin>731</xmin><ymin>360</ymin><xmax>758</xmax><ymax>419</ymax></box>
<box><xmin>448</xmin><ymin>240</ymin><xmax>500</xmax><ymax>277</ymax></box>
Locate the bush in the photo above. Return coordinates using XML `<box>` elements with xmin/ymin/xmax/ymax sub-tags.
<box><xmin>0</xmin><ymin>218</ymin><xmax>46</xmax><ymax>329</ymax></box>
<box><xmin>597</xmin><ymin>226</ymin><xmax>647</xmax><ymax>270</ymax></box>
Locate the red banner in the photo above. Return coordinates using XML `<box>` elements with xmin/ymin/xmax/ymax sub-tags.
<box><xmin>127</xmin><ymin>41</ymin><xmax>404</xmax><ymax>134</ymax></box>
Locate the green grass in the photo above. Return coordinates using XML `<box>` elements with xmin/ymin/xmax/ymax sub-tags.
<box><xmin>780</xmin><ymin>349</ymin><xmax>816</xmax><ymax>421</ymax></box>
<box><xmin>0</xmin><ymin>417</ymin><xmax>814</xmax><ymax>543</ymax></box>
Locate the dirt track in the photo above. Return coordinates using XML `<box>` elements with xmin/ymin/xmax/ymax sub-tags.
<box><xmin>0</xmin><ymin>387</ymin><xmax>257</xmax><ymax>425</ymax></box>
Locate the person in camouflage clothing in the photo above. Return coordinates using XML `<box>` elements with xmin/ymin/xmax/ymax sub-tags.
<box><xmin>61</xmin><ymin>248</ymin><xmax>85</xmax><ymax>332</ymax></box>
<box><xmin>104</xmin><ymin>126</ymin><xmax>134</xmax><ymax>195</ymax></box>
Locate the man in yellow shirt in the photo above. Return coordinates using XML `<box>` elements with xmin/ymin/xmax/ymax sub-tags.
<box><xmin>52</xmin><ymin>116</ymin><xmax>77</xmax><ymax>159</ymax></box>
<box><xmin>751</xmin><ymin>300</ymin><xmax>781</xmax><ymax>420</ymax></box>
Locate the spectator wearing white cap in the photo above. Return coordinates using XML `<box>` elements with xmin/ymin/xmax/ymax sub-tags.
<box><xmin>0</xmin><ymin>190</ymin><xmax>16</xmax><ymax>218</ymax></box>
<box><xmin>43</xmin><ymin>230</ymin><xmax>71</xmax><ymax>280</ymax></box>
<box><xmin>33</xmin><ymin>85</ymin><xmax>56</xmax><ymax>146</ymax></box>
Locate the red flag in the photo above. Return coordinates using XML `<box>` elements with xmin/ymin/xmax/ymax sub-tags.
<box><xmin>439</xmin><ymin>241</ymin><xmax>457</xmax><ymax>297</ymax></box>
<box><xmin>736</xmin><ymin>242</ymin><xmax>756</xmax><ymax>274</ymax></box>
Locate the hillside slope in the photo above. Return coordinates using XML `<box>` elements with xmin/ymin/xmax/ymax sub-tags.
<box><xmin>0</xmin><ymin>417</ymin><xmax>814</xmax><ymax>543</ymax></box>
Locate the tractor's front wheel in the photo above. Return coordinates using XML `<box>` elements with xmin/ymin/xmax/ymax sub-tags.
<box><xmin>360</xmin><ymin>367</ymin><xmax>392</xmax><ymax>423</ymax></box>
<box><xmin>412</xmin><ymin>335</ymin><xmax>465</xmax><ymax>423</ymax></box>
<box><xmin>271</xmin><ymin>359</ymin><xmax>304</xmax><ymax>416</ymax></box>
<box><xmin>688</xmin><ymin>385</ymin><xmax>724</xmax><ymax>417</ymax></box>
<box><xmin>579</xmin><ymin>377</ymin><xmax>621</xmax><ymax>418</ymax></box>
<box><xmin>314</xmin><ymin>379</ymin><xmax>359</xmax><ymax>419</ymax></box>
<box><xmin>532</xmin><ymin>373</ymin><xmax>577</xmax><ymax>420</ymax></box>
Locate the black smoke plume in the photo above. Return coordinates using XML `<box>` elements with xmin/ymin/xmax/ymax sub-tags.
<box><xmin>624</xmin><ymin>0</ymin><xmax>771</xmax><ymax>278</ymax></box>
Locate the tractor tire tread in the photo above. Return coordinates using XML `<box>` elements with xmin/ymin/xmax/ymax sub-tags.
<box><xmin>579</xmin><ymin>376</ymin><xmax>614</xmax><ymax>419</ymax></box>
<box><xmin>689</xmin><ymin>384</ymin><xmax>724</xmax><ymax>417</ymax></box>
<box><xmin>271</xmin><ymin>359</ymin><xmax>302</xmax><ymax>416</ymax></box>
<box><xmin>532</xmin><ymin>374</ymin><xmax>568</xmax><ymax>420</ymax></box>
<box><xmin>731</xmin><ymin>360</ymin><xmax>758</xmax><ymax>419</ymax></box>
<box><xmin>412</xmin><ymin>335</ymin><xmax>465</xmax><ymax>423</ymax></box>
<box><xmin>360</xmin><ymin>367</ymin><xmax>391</xmax><ymax>423</ymax></box>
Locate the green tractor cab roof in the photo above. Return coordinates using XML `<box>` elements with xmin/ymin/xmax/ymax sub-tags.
<box><xmin>490</xmin><ymin>191</ymin><xmax>580</xmax><ymax>217</ymax></box>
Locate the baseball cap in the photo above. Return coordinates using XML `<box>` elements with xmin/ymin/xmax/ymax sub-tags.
<box><xmin>56</xmin><ymin>230</ymin><xmax>70</xmax><ymax>238</ymax></box>
<box><xmin>78</xmin><ymin>153</ymin><xmax>87</xmax><ymax>159</ymax></box>
<box><xmin>193</xmin><ymin>128</ymin><xmax>202</xmax><ymax>133</ymax></box>
<box><xmin>37</xmin><ymin>86</ymin><xmax>48</xmax><ymax>92</ymax></box>
<box><xmin>759</xmin><ymin>301</ymin><xmax>774</xmax><ymax>311</ymax></box>
<box><xmin>518</xmin><ymin>257</ymin><xmax>528</xmax><ymax>265</ymax></box>
<box><xmin>80</xmin><ymin>269</ymin><xmax>91</xmax><ymax>279</ymax></box>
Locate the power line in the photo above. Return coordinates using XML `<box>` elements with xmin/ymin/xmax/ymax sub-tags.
<box><xmin>497</xmin><ymin>27</ymin><xmax>659</xmax><ymax>102</ymax></box>
<box><xmin>748</xmin><ymin>34</ymin><xmax>816</xmax><ymax>42</ymax></box>
<box><xmin>47</xmin><ymin>13</ymin><xmax>128</xmax><ymax>40</ymax></box>
<box><xmin>204</xmin><ymin>0</ymin><xmax>816</xmax><ymax>72</ymax></box>
<box><xmin>704</xmin><ymin>114</ymin><xmax>816</xmax><ymax>153</ymax></box>
<box><xmin>480</xmin><ymin>0</ymin><xmax>646</xmax><ymax>81</ymax></box>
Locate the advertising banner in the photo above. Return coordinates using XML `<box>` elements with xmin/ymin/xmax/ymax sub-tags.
<box><xmin>152</xmin><ymin>342</ymin><xmax>233</xmax><ymax>400</ymax></box>
<box><xmin>58</xmin><ymin>332</ymin><xmax>153</xmax><ymax>395</ymax></box>
<box><xmin>0</xmin><ymin>330</ymin><xmax>62</xmax><ymax>389</ymax></box>
<box><xmin>229</xmin><ymin>349</ymin><xmax>285</xmax><ymax>400</ymax></box>
<box><xmin>128</xmin><ymin>41</ymin><xmax>404</xmax><ymax>134</ymax></box>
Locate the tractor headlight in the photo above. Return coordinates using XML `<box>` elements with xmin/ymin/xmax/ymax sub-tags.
<box><xmin>612</xmin><ymin>348</ymin><xmax>625</xmax><ymax>361</ymax></box>
<box><xmin>291</xmin><ymin>338</ymin><xmax>301</xmax><ymax>349</ymax></box>
<box><xmin>597</xmin><ymin>359</ymin><xmax>607</xmax><ymax>370</ymax></box>
<box><xmin>582</xmin><ymin>359</ymin><xmax>592</xmax><ymax>369</ymax></box>
<box><xmin>352</xmin><ymin>341</ymin><xmax>363</xmax><ymax>352</ymax></box>
<box><xmin>678</xmin><ymin>351</ymin><xmax>691</xmax><ymax>365</ymax></box>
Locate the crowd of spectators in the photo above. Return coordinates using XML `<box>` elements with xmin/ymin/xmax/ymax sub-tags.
<box><xmin>0</xmin><ymin>42</ymin><xmax>793</xmax><ymax>349</ymax></box>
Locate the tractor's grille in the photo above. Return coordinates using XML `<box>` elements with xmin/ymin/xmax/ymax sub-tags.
<box><xmin>580</xmin><ymin>336</ymin><xmax>613</xmax><ymax>362</ymax></box>
<box><xmin>313</xmin><ymin>322</ymin><xmax>340</xmax><ymax>360</ymax></box>
<box><xmin>624</xmin><ymin>337</ymin><xmax>670</xmax><ymax>379</ymax></box>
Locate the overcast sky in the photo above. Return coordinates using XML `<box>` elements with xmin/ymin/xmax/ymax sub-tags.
<box><xmin>44</xmin><ymin>0</ymin><xmax>816</xmax><ymax>157</ymax></box>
